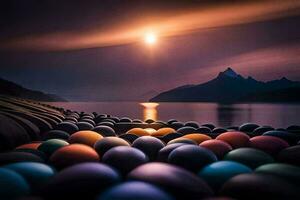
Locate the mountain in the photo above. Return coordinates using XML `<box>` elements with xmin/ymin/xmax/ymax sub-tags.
<box><xmin>0</xmin><ymin>77</ymin><xmax>67</xmax><ymax>102</ymax></box>
<box><xmin>150</xmin><ymin>67</ymin><xmax>300</xmax><ymax>103</ymax></box>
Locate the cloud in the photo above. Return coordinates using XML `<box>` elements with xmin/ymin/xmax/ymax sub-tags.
<box><xmin>1</xmin><ymin>0</ymin><xmax>300</xmax><ymax>51</ymax></box>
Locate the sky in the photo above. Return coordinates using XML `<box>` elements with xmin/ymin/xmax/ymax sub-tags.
<box><xmin>0</xmin><ymin>0</ymin><xmax>300</xmax><ymax>101</ymax></box>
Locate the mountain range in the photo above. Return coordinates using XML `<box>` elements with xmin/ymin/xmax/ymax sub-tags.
<box><xmin>0</xmin><ymin>77</ymin><xmax>66</xmax><ymax>102</ymax></box>
<box><xmin>150</xmin><ymin>68</ymin><xmax>300</xmax><ymax>103</ymax></box>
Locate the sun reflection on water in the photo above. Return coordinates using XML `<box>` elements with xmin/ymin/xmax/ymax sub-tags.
<box><xmin>140</xmin><ymin>102</ymin><xmax>159</xmax><ymax>121</ymax></box>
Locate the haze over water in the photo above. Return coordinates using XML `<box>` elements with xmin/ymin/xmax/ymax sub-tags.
<box><xmin>48</xmin><ymin>102</ymin><xmax>300</xmax><ymax>128</ymax></box>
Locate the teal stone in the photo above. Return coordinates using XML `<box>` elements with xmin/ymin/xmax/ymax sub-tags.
<box><xmin>224</xmin><ymin>148</ymin><xmax>274</xmax><ymax>169</ymax></box>
<box><xmin>38</xmin><ymin>139</ymin><xmax>69</xmax><ymax>157</ymax></box>
<box><xmin>198</xmin><ymin>161</ymin><xmax>252</xmax><ymax>191</ymax></box>
<box><xmin>0</xmin><ymin>168</ymin><xmax>30</xmax><ymax>199</ymax></box>
<box><xmin>4</xmin><ymin>162</ymin><xmax>56</xmax><ymax>190</ymax></box>
<box><xmin>255</xmin><ymin>163</ymin><xmax>300</xmax><ymax>186</ymax></box>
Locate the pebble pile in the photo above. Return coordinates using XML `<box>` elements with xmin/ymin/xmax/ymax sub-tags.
<box><xmin>0</xmin><ymin>96</ymin><xmax>300</xmax><ymax>200</ymax></box>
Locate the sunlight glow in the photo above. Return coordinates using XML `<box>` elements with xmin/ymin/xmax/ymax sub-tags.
<box><xmin>144</xmin><ymin>128</ymin><xmax>157</xmax><ymax>134</ymax></box>
<box><xmin>4</xmin><ymin>1</ymin><xmax>300</xmax><ymax>51</ymax></box>
<box><xmin>140</xmin><ymin>102</ymin><xmax>159</xmax><ymax>121</ymax></box>
<box><xmin>144</xmin><ymin>32</ymin><xmax>157</xmax><ymax>45</ymax></box>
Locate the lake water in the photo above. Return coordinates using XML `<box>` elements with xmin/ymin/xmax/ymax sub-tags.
<box><xmin>47</xmin><ymin>102</ymin><xmax>300</xmax><ymax>128</ymax></box>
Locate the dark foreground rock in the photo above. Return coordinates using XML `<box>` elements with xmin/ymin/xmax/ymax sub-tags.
<box><xmin>0</xmin><ymin>96</ymin><xmax>300</xmax><ymax>200</ymax></box>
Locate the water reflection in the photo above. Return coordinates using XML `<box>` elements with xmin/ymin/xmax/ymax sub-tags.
<box><xmin>140</xmin><ymin>102</ymin><xmax>159</xmax><ymax>121</ymax></box>
<box><xmin>217</xmin><ymin>104</ymin><xmax>235</xmax><ymax>127</ymax></box>
<box><xmin>216</xmin><ymin>104</ymin><xmax>249</xmax><ymax>127</ymax></box>
<box><xmin>47</xmin><ymin>102</ymin><xmax>300</xmax><ymax>128</ymax></box>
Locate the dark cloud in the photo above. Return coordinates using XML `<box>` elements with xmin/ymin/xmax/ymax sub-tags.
<box><xmin>1</xmin><ymin>0</ymin><xmax>299</xmax><ymax>50</ymax></box>
<box><xmin>0</xmin><ymin>0</ymin><xmax>244</xmax><ymax>37</ymax></box>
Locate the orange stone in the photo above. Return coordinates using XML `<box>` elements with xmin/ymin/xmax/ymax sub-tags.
<box><xmin>182</xmin><ymin>134</ymin><xmax>212</xmax><ymax>144</ymax></box>
<box><xmin>216</xmin><ymin>132</ymin><xmax>250</xmax><ymax>149</ymax></box>
<box><xmin>16</xmin><ymin>142</ymin><xmax>42</xmax><ymax>150</ymax></box>
<box><xmin>151</xmin><ymin>127</ymin><xmax>176</xmax><ymax>137</ymax></box>
<box><xmin>68</xmin><ymin>131</ymin><xmax>103</xmax><ymax>147</ymax></box>
<box><xmin>49</xmin><ymin>144</ymin><xmax>99</xmax><ymax>168</ymax></box>
<box><xmin>126</xmin><ymin>128</ymin><xmax>150</xmax><ymax>136</ymax></box>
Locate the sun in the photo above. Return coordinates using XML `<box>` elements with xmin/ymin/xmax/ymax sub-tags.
<box><xmin>144</xmin><ymin>32</ymin><xmax>157</xmax><ymax>45</ymax></box>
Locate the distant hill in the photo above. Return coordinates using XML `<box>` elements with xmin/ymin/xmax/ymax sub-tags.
<box><xmin>0</xmin><ymin>77</ymin><xmax>67</xmax><ymax>102</ymax></box>
<box><xmin>150</xmin><ymin>67</ymin><xmax>300</xmax><ymax>103</ymax></box>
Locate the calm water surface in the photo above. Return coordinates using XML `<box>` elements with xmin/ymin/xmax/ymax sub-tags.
<box><xmin>47</xmin><ymin>102</ymin><xmax>300</xmax><ymax>128</ymax></box>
